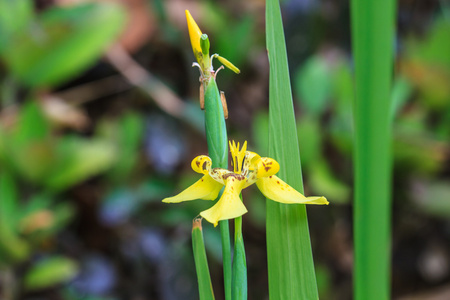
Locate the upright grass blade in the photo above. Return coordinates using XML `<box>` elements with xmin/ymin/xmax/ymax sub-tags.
<box><xmin>203</xmin><ymin>77</ymin><xmax>232</xmax><ymax>300</ymax></box>
<box><xmin>265</xmin><ymin>0</ymin><xmax>318</xmax><ymax>298</ymax></box>
<box><xmin>192</xmin><ymin>218</ymin><xmax>215</xmax><ymax>300</ymax></box>
<box><xmin>350</xmin><ymin>0</ymin><xmax>395</xmax><ymax>299</ymax></box>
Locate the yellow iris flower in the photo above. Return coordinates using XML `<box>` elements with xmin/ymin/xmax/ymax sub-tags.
<box><xmin>163</xmin><ymin>141</ymin><xmax>328</xmax><ymax>226</ymax></box>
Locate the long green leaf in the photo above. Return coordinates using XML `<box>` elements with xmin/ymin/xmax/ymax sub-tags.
<box><xmin>192</xmin><ymin>219</ymin><xmax>215</xmax><ymax>300</ymax></box>
<box><xmin>265</xmin><ymin>0</ymin><xmax>318</xmax><ymax>299</ymax></box>
<box><xmin>350</xmin><ymin>0</ymin><xmax>395</xmax><ymax>299</ymax></box>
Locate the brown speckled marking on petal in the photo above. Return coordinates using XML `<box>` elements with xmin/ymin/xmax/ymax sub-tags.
<box><xmin>222</xmin><ymin>173</ymin><xmax>245</xmax><ymax>181</ymax></box>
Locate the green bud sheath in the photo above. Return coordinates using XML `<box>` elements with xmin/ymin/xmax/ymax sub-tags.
<box><xmin>204</xmin><ymin>78</ymin><xmax>227</xmax><ymax>169</ymax></box>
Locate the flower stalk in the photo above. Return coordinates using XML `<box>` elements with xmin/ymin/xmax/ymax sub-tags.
<box><xmin>185</xmin><ymin>10</ymin><xmax>235</xmax><ymax>299</ymax></box>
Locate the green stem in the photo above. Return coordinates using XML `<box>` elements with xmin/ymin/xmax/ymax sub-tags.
<box><xmin>350</xmin><ymin>0</ymin><xmax>395</xmax><ymax>299</ymax></box>
<box><xmin>219</xmin><ymin>219</ymin><xmax>232</xmax><ymax>300</ymax></box>
<box><xmin>232</xmin><ymin>216</ymin><xmax>247</xmax><ymax>300</ymax></box>
<box><xmin>203</xmin><ymin>77</ymin><xmax>231</xmax><ymax>300</ymax></box>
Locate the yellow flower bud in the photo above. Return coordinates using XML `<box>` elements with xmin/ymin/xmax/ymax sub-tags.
<box><xmin>185</xmin><ymin>10</ymin><xmax>203</xmax><ymax>61</ymax></box>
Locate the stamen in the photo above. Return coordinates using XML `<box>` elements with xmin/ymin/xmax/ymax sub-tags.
<box><xmin>214</xmin><ymin>65</ymin><xmax>224</xmax><ymax>79</ymax></box>
<box><xmin>192</xmin><ymin>62</ymin><xmax>205</xmax><ymax>81</ymax></box>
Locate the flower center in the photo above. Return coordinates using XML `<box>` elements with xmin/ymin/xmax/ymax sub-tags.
<box><xmin>229</xmin><ymin>140</ymin><xmax>247</xmax><ymax>174</ymax></box>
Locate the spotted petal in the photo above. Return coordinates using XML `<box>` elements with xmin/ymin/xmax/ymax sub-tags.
<box><xmin>255</xmin><ymin>157</ymin><xmax>279</xmax><ymax>178</ymax></box>
<box><xmin>200</xmin><ymin>174</ymin><xmax>247</xmax><ymax>226</ymax></box>
<box><xmin>162</xmin><ymin>175</ymin><xmax>222</xmax><ymax>203</ymax></box>
<box><xmin>256</xmin><ymin>175</ymin><xmax>329</xmax><ymax>205</ymax></box>
<box><xmin>191</xmin><ymin>155</ymin><xmax>212</xmax><ymax>174</ymax></box>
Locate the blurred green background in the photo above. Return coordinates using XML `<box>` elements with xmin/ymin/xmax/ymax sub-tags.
<box><xmin>0</xmin><ymin>0</ymin><xmax>449</xmax><ymax>299</ymax></box>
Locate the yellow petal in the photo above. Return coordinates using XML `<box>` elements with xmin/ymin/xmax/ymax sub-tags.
<box><xmin>191</xmin><ymin>155</ymin><xmax>212</xmax><ymax>174</ymax></box>
<box><xmin>217</xmin><ymin>55</ymin><xmax>240</xmax><ymax>74</ymax></box>
<box><xmin>209</xmin><ymin>168</ymin><xmax>233</xmax><ymax>185</ymax></box>
<box><xmin>243</xmin><ymin>171</ymin><xmax>258</xmax><ymax>188</ymax></box>
<box><xmin>255</xmin><ymin>157</ymin><xmax>280</xmax><ymax>178</ymax></box>
<box><xmin>256</xmin><ymin>175</ymin><xmax>329</xmax><ymax>205</ymax></box>
<box><xmin>247</xmin><ymin>151</ymin><xmax>261</xmax><ymax>171</ymax></box>
<box><xmin>185</xmin><ymin>10</ymin><xmax>203</xmax><ymax>61</ymax></box>
<box><xmin>162</xmin><ymin>175</ymin><xmax>222</xmax><ymax>203</ymax></box>
<box><xmin>200</xmin><ymin>174</ymin><xmax>247</xmax><ymax>226</ymax></box>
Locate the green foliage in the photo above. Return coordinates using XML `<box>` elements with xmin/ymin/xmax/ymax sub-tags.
<box><xmin>202</xmin><ymin>2</ymin><xmax>254</xmax><ymax>68</ymax></box>
<box><xmin>406</xmin><ymin>18</ymin><xmax>450</xmax><ymax>67</ymax></box>
<box><xmin>24</xmin><ymin>256</ymin><xmax>78</xmax><ymax>291</ymax></box>
<box><xmin>0</xmin><ymin>101</ymin><xmax>117</xmax><ymax>190</ymax></box>
<box><xmin>403</xmin><ymin>18</ymin><xmax>450</xmax><ymax>109</ymax></box>
<box><xmin>0</xmin><ymin>2</ymin><xmax>125</xmax><ymax>87</ymax></box>
<box><xmin>0</xmin><ymin>171</ymin><xmax>75</xmax><ymax>266</ymax></box>
<box><xmin>0</xmin><ymin>0</ymin><xmax>34</xmax><ymax>50</ymax></box>
<box><xmin>0</xmin><ymin>172</ymin><xmax>30</xmax><ymax>265</ymax></box>
<box><xmin>44</xmin><ymin>137</ymin><xmax>116</xmax><ymax>190</ymax></box>
<box><xmin>266</xmin><ymin>0</ymin><xmax>319</xmax><ymax>298</ymax></box>
<box><xmin>294</xmin><ymin>55</ymin><xmax>332</xmax><ymax>116</ymax></box>
<box><xmin>102</xmin><ymin>113</ymin><xmax>145</xmax><ymax>182</ymax></box>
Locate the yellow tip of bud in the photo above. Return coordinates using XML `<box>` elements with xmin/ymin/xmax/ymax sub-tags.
<box><xmin>185</xmin><ymin>10</ymin><xmax>203</xmax><ymax>59</ymax></box>
<box><xmin>217</xmin><ymin>55</ymin><xmax>240</xmax><ymax>74</ymax></box>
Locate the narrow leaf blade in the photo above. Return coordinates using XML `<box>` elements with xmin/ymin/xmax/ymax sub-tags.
<box><xmin>265</xmin><ymin>0</ymin><xmax>319</xmax><ymax>299</ymax></box>
<box><xmin>192</xmin><ymin>219</ymin><xmax>215</xmax><ymax>300</ymax></box>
